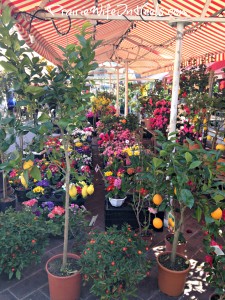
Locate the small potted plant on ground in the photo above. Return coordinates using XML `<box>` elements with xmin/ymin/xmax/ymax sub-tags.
<box><xmin>155</xmin><ymin>132</ymin><xmax>225</xmax><ymax>297</ymax></box>
<box><xmin>78</xmin><ymin>224</ymin><xmax>152</xmax><ymax>300</ymax></box>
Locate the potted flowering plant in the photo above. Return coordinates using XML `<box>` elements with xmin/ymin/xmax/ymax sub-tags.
<box><xmin>101</xmin><ymin>158</ymin><xmax>130</xmax><ymax>207</ymax></box>
<box><xmin>78</xmin><ymin>224</ymin><xmax>152</xmax><ymax>300</ymax></box>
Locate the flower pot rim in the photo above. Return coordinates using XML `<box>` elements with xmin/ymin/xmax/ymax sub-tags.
<box><xmin>46</xmin><ymin>253</ymin><xmax>80</xmax><ymax>279</ymax></box>
<box><xmin>165</xmin><ymin>233</ymin><xmax>187</xmax><ymax>245</ymax></box>
<box><xmin>156</xmin><ymin>251</ymin><xmax>190</xmax><ymax>274</ymax></box>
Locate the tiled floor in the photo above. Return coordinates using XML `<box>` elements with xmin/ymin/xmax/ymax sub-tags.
<box><xmin>0</xmin><ymin>140</ymin><xmax>216</xmax><ymax>300</ymax></box>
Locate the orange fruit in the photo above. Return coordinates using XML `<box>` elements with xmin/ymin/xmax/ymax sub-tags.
<box><xmin>152</xmin><ymin>194</ymin><xmax>163</xmax><ymax>206</ymax></box>
<box><xmin>168</xmin><ymin>218</ymin><xmax>175</xmax><ymax>227</ymax></box>
<box><xmin>153</xmin><ymin>218</ymin><xmax>163</xmax><ymax>229</ymax></box>
<box><xmin>216</xmin><ymin>144</ymin><xmax>225</xmax><ymax>151</ymax></box>
<box><xmin>211</xmin><ymin>208</ymin><xmax>223</xmax><ymax>220</ymax></box>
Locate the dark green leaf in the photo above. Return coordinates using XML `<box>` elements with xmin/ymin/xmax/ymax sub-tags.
<box><xmin>0</xmin><ymin>61</ymin><xmax>18</xmax><ymax>73</ymax></box>
<box><xmin>30</xmin><ymin>166</ymin><xmax>41</xmax><ymax>181</ymax></box>
<box><xmin>180</xmin><ymin>189</ymin><xmax>194</xmax><ymax>208</ymax></box>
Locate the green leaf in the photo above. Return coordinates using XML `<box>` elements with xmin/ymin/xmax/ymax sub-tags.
<box><xmin>0</xmin><ymin>61</ymin><xmax>18</xmax><ymax>73</ymax></box>
<box><xmin>38</xmin><ymin>113</ymin><xmax>50</xmax><ymax>122</ymax></box>
<box><xmin>185</xmin><ymin>152</ymin><xmax>192</xmax><ymax>163</ymax></box>
<box><xmin>25</xmin><ymin>85</ymin><xmax>44</xmax><ymax>95</ymax></box>
<box><xmin>30</xmin><ymin>166</ymin><xmax>41</xmax><ymax>181</ymax></box>
<box><xmin>152</xmin><ymin>157</ymin><xmax>163</xmax><ymax>169</ymax></box>
<box><xmin>2</xmin><ymin>6</ymin><xmax>11</xmax><ymax>25</ymax></box>
<box><xmin>213</xmin><ymin>194</ymin><xmax>225</xmax><ymax>202</ymax></box>
<box><xmin>189</xmin><ymin>160</ymin><xmax>202</xmax><ymax>169</ymax></box>
<box><xmin>159</xmin><ymin>150</ymin><xmax>167</xmax><ymax>157</ymax></box>
<box><xmin>195</xmin><ymin>206</ymin><xmax>202</xmax><ymax>222</ymax></box>
<box><xmin>180</xmin><ymin>189</ymin><xmax>195</xmax><ymax>208</ymax></box>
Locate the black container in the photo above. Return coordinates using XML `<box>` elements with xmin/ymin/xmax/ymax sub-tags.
<box><xmin>15</xmin><ymin>188</ymin><xmax>31</xmax><ymax>203</ymax></box>
<box><xmin>0</xmin><ymin>194</ymin><xmax>16</xmax><ymax>212</ymax></box>
<box><xmin>105</xmin><ymin>198</ymin><xmax>164</xmax><ymax>232</ymax></box>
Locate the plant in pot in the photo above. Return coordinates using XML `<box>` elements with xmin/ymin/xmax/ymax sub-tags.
<box><xmin>78</xmin><ymin>224</ymin><xmax>152</xmax><ymax>300</ymax></box>
<box><xmin>101</xmin><ymin>158</ymin><xmax>130</xmax><ymax>207</ymax></box>
<box><xmin>203</xmin><ymin>207</ymin><xmax>225</xmax><ymax>300</ymax></box>
<box><xmin>155</xmin><ymin>132</ymin><xmax>225</xmax><ymax>297</ymax></box>
<box><xmin>0</xmin><ymin>205</ymin><xmax>57</xmax><ymax>280</ymax></box>
<box><xmin>31</xmin><ymin>24</ymin><xmax>100</xmax><ymax>300</ymax></box>
<box><xmin>123</xmin><ymin>143</ymin><xmax>169</xmax><ymax>241</ymax></box>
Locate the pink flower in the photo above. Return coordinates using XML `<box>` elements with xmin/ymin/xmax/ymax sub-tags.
<box><xmin>48</xmin><ymin>212</ymin><xmax>55</xmax><ymax>219</ymax></box>
<box><xmin>114</xmin><ymin>178</ymin><xmax>122</xmax><ymax>189</ymax></box>
<box><xmin>22</xmin><ymin>199</ymin><xmax>38</xmax><ymax>207</ymax></box>
<box><xmin>210</xmin><ymin>239</ymin><xmax>223</xmax><ymax>250</ymax></box>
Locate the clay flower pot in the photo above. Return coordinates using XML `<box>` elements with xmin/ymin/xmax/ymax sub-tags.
<box><xmin>156</xmin><ymin>251</ymin><xmax>191</xmax><ymax>297</ymax></box>
<box><xmin>46</xmin><ymin>253</ymin><xmax>81</xmax><ymax>300</ymax></box>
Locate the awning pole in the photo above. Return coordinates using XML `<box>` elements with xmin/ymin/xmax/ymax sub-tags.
<box><xmin>116</xmin><ymin>67</ymin><xmax>120</xmax><ymax>116</ymax></box>
<box><xmin>168</xmin><ymin>22</ymin><xmax>184</xmax><ymax>139</ymax></box>
<box><xmin>125</xmin><ymin>60</ymin><xmax>129</xmax><ymax>117</ymax></box>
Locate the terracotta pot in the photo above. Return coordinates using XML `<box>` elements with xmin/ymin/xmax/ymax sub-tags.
<box><xmin>46</xmin><ymin>253</ymin><xmax>81</xmax><ymax>300</ymax></box>
<box><xmin>156</xmin><ymin>251</ymin><xmax>191</xmax><ymax>297</ymax></box>
<box><xmin>165</xmin><ymin>233</ymin><xmax>187</xmax><ymax>256</ymax></box>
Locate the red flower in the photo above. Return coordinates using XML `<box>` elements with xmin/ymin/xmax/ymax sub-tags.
<box><xmin>222</xmin><ymin>209</ymin><xmax>225</xmax><ymax>221</ymax></box>
<box><xmin>205</xmin><ymin>255</ymin><xmax>213</xmax><ymax>267</ymax></box>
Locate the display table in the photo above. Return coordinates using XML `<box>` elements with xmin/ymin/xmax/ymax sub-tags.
<box><xmin>105</xmin><ymin>197</ymin><xmax>164</xmax><ymax>232</ymax></box>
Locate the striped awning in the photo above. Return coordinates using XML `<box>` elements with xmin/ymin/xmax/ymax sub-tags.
<box><xmin>2</xmin><ymin>0</ymin><xmax>225</xmax><ymax>75</ymax></box>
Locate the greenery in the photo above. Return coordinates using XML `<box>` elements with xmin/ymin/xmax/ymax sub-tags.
<box><xmin>79</xmin><ymin>224</ymin><xmax>152</xmax><ymax>300</ymax></box>
<box><xmin>0</xmin><ymin>207</ymin><xmax>54</xmax><ymax>279</ymax></box>
<box><xmin>156</xmin><ymin>132</ymin><xmax>225</xmax><ymax>267</ymax></box>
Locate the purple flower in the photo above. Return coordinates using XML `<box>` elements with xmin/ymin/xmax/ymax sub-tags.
<box><xmin>37</xmin><ymin>180</ymin><xmax>50</xmax><ymax>187</ymax></box>
<box><xmin>41</xmin><ymin>201</ymin><xmax>54</xmax><ymax>211</ymax></box>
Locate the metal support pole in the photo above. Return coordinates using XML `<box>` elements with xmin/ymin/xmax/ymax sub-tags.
<box><xmin>125</xmin><ymin>61</ymin><xmax>129</xmax><ymax>117</ymax></box>
<box><xmin>116</xmin><ymin>67</ymin><xmax>120</xmax><ymax>116</ymax></box>
<box><xmin>168</xmin><ymin>22</ymin><xmax>184</xmax><ymax>139</ymax></box>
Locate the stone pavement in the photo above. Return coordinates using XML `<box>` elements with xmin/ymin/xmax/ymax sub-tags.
<box><xmin>0</xmin><ymin>139</ymin><xmax>216</xmax><ymax>300</ymax></box>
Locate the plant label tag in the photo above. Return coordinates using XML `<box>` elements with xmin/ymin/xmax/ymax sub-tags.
<box><xmin>213</xmin><ymin>246</ymin><xmax>225</xmax><ymax>256</ymax></box>
<box><xmin>95</xmin><ymin>164</ymin><xmax>100</xmax><ymax>173</ymax></box>
<box><xmin>89</xmin><ymin>215</ymin><xmax>98</xmax><ymax>227</ymax></box>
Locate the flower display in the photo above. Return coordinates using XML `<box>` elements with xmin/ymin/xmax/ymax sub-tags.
<box><xmin>148</xmin><ymin>99</ymin><xmax>171</xmax><ymax>134</ymax></box>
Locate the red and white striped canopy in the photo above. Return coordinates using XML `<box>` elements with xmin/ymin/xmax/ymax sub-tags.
<box><xmin>2</xmin><ymin>0</ymin><xmax>225</xmax><ymax>75</ymax></box>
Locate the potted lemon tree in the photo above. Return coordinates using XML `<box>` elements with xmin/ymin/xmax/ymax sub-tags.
<box><xmin>155</xmin><ymin>132</ymin><xmax>225</xmax><ymax>297</ymax></box>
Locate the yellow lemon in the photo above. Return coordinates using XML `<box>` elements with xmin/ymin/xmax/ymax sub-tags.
<box><xmin>203</xmin><ymin>126</ymin><xmax>208</xmax><ymax>131</ymax></box>
<box><xmin>216</xmin><ymin>144</ymin><xmax>225</xmax><ymax>151</ymax></box>
<box><xmin>152</xmin><ymin>194</ymin><xmax>163</xmax><ymax>206</ymax></box>
<box><xmin>69</xmin><ymin>184</ymin><xmax>77</xmax><ymax>198</ymax></box>
<box><xmin>211</xmin><ymin>208</ymin><xmax>223</xmax><ymax>220</ymax></box>
<box><xmin>87</xmin><ymin>184</ymin><xmax>94</xmax><ymax>195</ymax></box>
<box><xmin>207</xmin><ymin>135</ymin><xmax>212</xmax><ymax>141</ymax></box>
<box><xmin>174</xmin><ymin>187</ymin><xmax>176</xmax><ymax>195</ymax></box>
<box><xmin>152</xmin><ymin>218</ymin><xmax>163</xmax><ymax>229</ymax></box>
<box><xmin>23</xmin><ymin>160</ymin><xmax>34</xmax><ymax>170</ymax></box>
<box><xmin>20</xmin><ymin>173</ymin><xmax>28</xmax><ymax>189</ymax></box>
<box><xmin>203</xmin><ymin>118</ymin><xmax>207</xmax><ymax>124</ymax></box>
<box><xmin>81</xmin><ymin>185</ymin><xmax>88</xmax><ymax>198</ymax></box>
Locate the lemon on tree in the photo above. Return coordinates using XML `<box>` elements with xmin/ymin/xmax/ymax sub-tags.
<box><xmin>69</xmin><ymin>183</ymin><xmax>77</xmax><ymax>198</ymax></box>
<box><xmin>152</xmin><ymin>194</ymin><xmax>163</xmax><ymax>206</ymax></box>
<box><xmin>153</xmin><ymin>217</ymin><xmax>163</xmax><ymax>229</ymax></box>
<box><xmin>211</xmin><ymin>207</ymin><xmax>223</xmax><ymax>220</ymax></box>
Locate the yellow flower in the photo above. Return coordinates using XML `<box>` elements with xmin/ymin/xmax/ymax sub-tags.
<box><xmin>87</xmin><ymin>184</ymin><xmax>94</xmax><ymax>195</ymax></box>
<box><xmin>33</xmin><ymin>186</ymin><xmax>44</xmax><ymax>194</ymax></box>
<box><xmin>23</xmin><ymin>160</ymin><xmax>34</xmax><ymax>170</ymax></box>
<box><xmin>134</xmin><ymin>150</ymin><xmax>140</xmax><ymax>156</ymax></box>
<box><xmin>75</xmin><ymin>142</ymin><xmax>83</xmax><ymax>147</ymax></box>
<box><xmin>69</xmin><ymin>183</ymin><xmax>77</xmax><ymax>198</ymax></box>
<box><xmin>216</xmin><ymin>144</ymin><xmax>225</xmax><ymax>151</ymax></box>
<box><xmin>104</xmin><ymin>171</ymin><xmax>113</xmax><ymax>177</ymax></box>
<box><xmin>20</xmin><ymin>173</ymin><xmax>28</xmax><ymax>189</ymax></box>
<box><xmin>82</xmin><ymin>185</ymin><xmax>88</xmax><ymax>198</ymax></box>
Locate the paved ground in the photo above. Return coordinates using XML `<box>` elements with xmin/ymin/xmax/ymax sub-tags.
<box><xmin>0</xmin><ymin>138</ymin><xmax>216</xmax><ymax>300</ymax></box>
